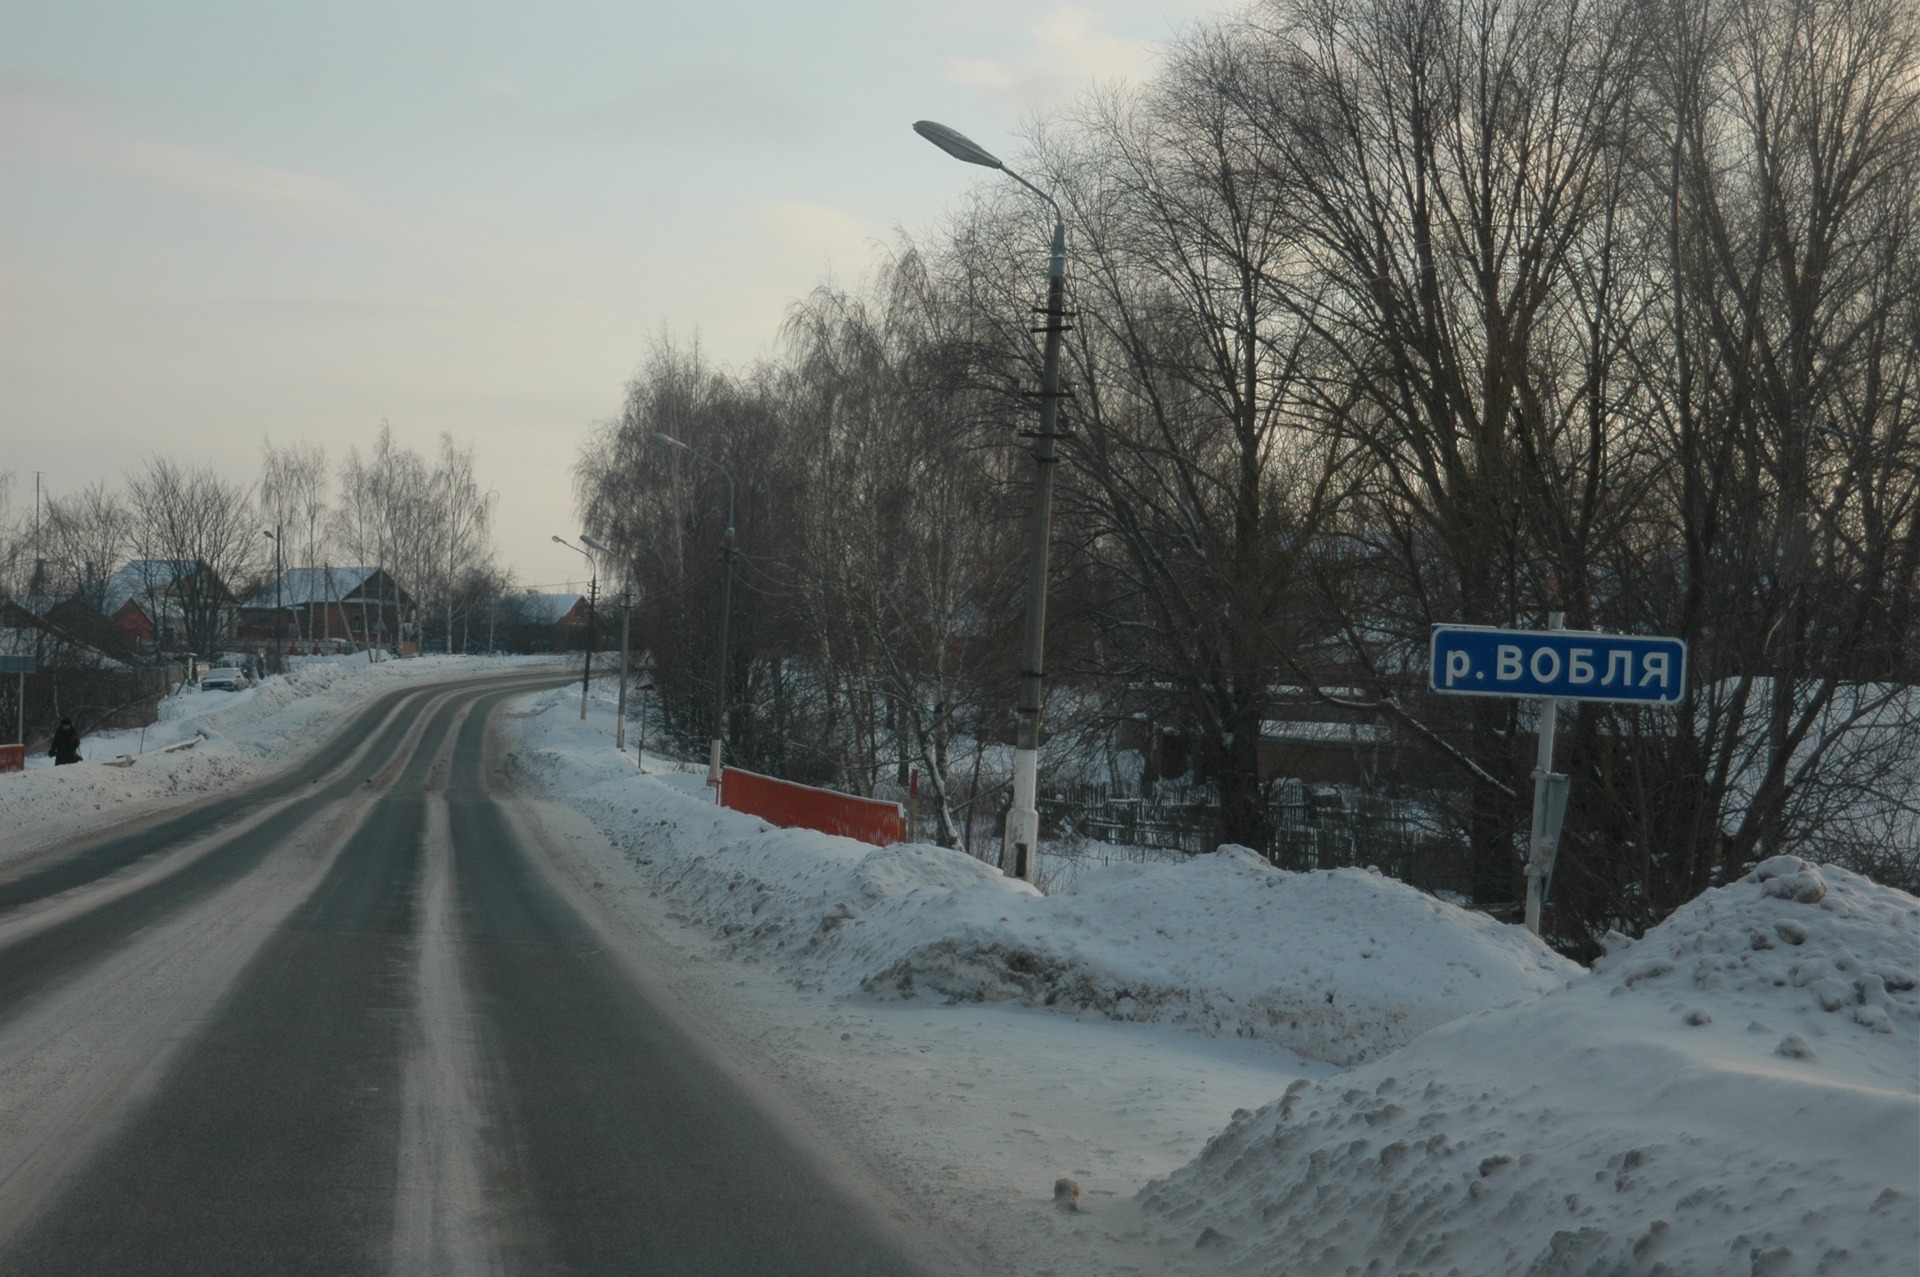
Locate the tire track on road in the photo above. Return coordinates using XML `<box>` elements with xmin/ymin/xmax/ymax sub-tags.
<box><xmin>0</xmin><ymin>679</ymin><xmax>492</xmax><ymax>1274</ymax></box>
<box><xmin>439</xmin><ymin>687</ymin><xmax>932</xmax><ymax>1275</ymax></box>
<box><xmin>0</xmin><ymin>675</ymin><xmax>563</xmax><ymax>1034</ymax></box>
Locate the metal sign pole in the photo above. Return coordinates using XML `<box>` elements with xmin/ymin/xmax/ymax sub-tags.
<box><xmin>1524</xmin><ymin>613</ymin><xmax>1564</xmax><ymax>934</ymax></box>
<box><xmin>1429</xmin><ymin>619</ymin><xmax>1685</xmax><ymax>937</ymax></box>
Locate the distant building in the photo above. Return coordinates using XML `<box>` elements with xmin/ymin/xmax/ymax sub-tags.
<box><xmin>236</xmin><ymin>567</ymin><xmax>416</xmax><ymax>653</ymax></box>
<box><xmin>102</xmin><ymin>560</ymin><xmax>234</xmax><ymax>655</ymax></box>
<box><xmin>526</xmin><ymin>592</ymin><xmax>597</xmax><ymax>652</ymax></box>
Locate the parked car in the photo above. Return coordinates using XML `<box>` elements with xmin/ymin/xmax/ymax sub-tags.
<box><xmin>212</xmin><ymin>652</ymin><xmax>265</xmax><ymax>680</ymax></box>
<box><xmin>201</xmin><ymin>665</ymin><xmax>252</xmax><ymax>692</ymax></box>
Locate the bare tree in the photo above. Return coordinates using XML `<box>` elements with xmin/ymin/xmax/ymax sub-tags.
<box><xmin>429</xmin><ymin>435</ymin><xmax>496</xmax><ymax>653</ymax></box>
<box><xmin>1017</xmin><ymin>37</ymin><xmax>1354</xmax><ymax>851</ymax></box>
<box><xmin>778</xmin><ymin>247</ymin><xmax>1022</xmax><ymax>842</ymax></box>
<box><xmin>1618</xmin><ymin>0</ymin><xmax>1920</xmax><ymax>907</ymax></box>
<box><xmin>40</xmin><ymin>482</ymin><xmax>131</xmax><ymax>611</ymax></box>
<box><xmin>260</xmin><ymin>441</ymin><xmax>329</xmax><ymax>568</ymax></box>
<box><xmin>125</xmin><ymin>458</ymin><xmax>257</xmax><ymax>656</ymax></box>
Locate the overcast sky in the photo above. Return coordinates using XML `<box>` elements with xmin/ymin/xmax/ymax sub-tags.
<box><xmin>1</xmin><ymin>1</ymin><xmax>1210</xmax><ymax>595</ymax></box>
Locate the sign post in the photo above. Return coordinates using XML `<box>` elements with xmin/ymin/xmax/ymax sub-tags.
<box><xmin>1430</xmin><ymin>620</ymin><xmax>1688</xmax><ymax>936</ymax></box>
<box><xmin>1</xmin><ymin>654</ymin><xmax>35</xmax><ymax>748</ymax></box>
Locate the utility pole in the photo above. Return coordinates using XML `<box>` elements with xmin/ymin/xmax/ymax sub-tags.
<box><xmin>582</xmin><ymin>575</ymin><xmax>597</xmax><ymax>721</ymax></box>
<box><xmin>913</xmin><ymin>119</ymin><xmax>1069</xmax><ymax>886</ymax></box>
<box><xmin>648</xmin><ymin>433</ymin><xmax>736</xmax><ymax>797</ymax></box>
<box><xmin>581</xmin><ymin>535</ymin><xmax>631</xmax><ymax>753</ymax></box>
<box><xmin>553</xmin><ymin>535</ymin><xmax>599</xmax><ymax>722</ymax></box>
<box><xmin>262</xmin><ymin>528</ymin><xmax>282</xmax><ymax>674</ymax></box>
<box><xmin>616</xmin><ymin>579</ymin><xmax>633</xmax><ymax>752</ymax></box>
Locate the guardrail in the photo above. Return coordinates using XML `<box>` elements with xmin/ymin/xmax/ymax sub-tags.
<box><xmin>720</xmin><ymin>767</ymin><xmax>905</xmax><ymax>847</ymax></box>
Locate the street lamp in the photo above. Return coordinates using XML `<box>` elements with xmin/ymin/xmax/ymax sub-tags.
<box><xmin>261</xmin><ymin>527</ymin><xmax>282</xmax><ymax>675</ymax></box>
<box><xmin>553</xmin><ymin>535</ymin><xmax>598</xmax><ymax>721</ymax></box>
<box><xmin>915</xmin><ymin>118</ymin><xmax>1069</xmax><ymax>886</ymax></box>
<box><xmin>580</xmin><ymin>534</ymin><xmax>636</xmax><ymax>758</ymax></box>
<box><xmin>650</xmin><ymin>432</ymin><xmax>735</xmax><ymax>794</ymax></box>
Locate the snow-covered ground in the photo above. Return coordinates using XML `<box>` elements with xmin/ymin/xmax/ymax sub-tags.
<box><xmin>507</xmin><ymin>683</ymin><xmax>1920</xmax><ymax>1277</ymax></box>
<box><xmin>0</xmin><ymin>653</ymin><xmax>557</xmax><ymax>868</ymax></box>
<box><xmin>3</xmin><ymin>661</ymin><xmax>1911</xmax><ymax>1275</ymax></box>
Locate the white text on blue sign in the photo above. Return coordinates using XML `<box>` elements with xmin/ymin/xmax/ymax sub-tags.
<box><xmin>1428</xmin><ymin>627</ymin><xmax>1688</xmax><ymax>705</ymax></box>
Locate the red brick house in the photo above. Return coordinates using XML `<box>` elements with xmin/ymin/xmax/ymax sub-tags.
<box><xmin>519</xmin><ymin>592</ymin><xmax>597</xmax><ymax>652</ymax></box>
<box><xmin>102</xmin><ymin>560</ymin><xmax>234</xmax><ymax>655</ymax></box>
<box><xmin>237</xmin><ymin>567</ymin><xmax>415</xmax><ymax>653</ymax></box>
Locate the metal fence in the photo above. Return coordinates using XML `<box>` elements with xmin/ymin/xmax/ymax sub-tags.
<box><xmin>1038</xmin><ymin>777</ymin><xmax>1471</xmax><ymax>895</ymax></box>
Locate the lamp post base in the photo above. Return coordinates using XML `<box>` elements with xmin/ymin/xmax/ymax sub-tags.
<box><xmin>1002</xmin><ymin>747</ymin><xmax>1040</xmax><ymax>885</ymax></box>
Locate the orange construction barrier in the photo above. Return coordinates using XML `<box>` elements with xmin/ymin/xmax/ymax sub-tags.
<box><xmin>0</xmin><ymin>744</ymin><xmax>23</xmax><ymax>774</ymax></box>
<box><xmin>720</xmin><ymin>767</ymin><xmax>905</xmax><ymax>847</ymax></box>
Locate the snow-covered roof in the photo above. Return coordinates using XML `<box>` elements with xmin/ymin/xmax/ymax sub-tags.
<box><xmin>520</xmin><ymin>592</ymin><xmax>587</xmax><ymax>625</ymax></box>
<box><xmin>241</xmin><ymin>567</ymin><xmax>384</xmax><ymax>609</ymax></box>
<box><xmin>102</xmin><ymin>560</ymin><xmax>200</xmax><ymax>615</ymax></box>
<box><xmin>0</xmin><ymin>603</ymin><xmax>133</xmax><ymax>669</ymax></box>
<box><xmin>1259</xmin><ymin>719</ymin><xmax>1390</xmax><ymax>746</ymax></box>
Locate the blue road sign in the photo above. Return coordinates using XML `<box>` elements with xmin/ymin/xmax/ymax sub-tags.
<box><xmin>1429</xmin><ymin>625</ymin><xmax>1687</xmax><ymax>705</ymax></box>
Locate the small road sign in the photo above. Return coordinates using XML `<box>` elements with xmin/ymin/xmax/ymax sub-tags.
<box><xmin>1428</xmin><ymin>625</ymin><xmax>1687</xmax><ymax>706</ymax></box>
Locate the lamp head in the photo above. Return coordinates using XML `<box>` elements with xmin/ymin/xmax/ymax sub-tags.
<box><xmin>914</xmin><ymin>120</ymin><xmax>1003</xmax><ymax>169</ymax></box>
<box><xmin>580</xmin><ymin>533</ymin><xmax>612</xmax><ymax>554</ymax></box>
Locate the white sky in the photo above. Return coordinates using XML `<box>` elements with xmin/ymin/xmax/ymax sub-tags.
<box><xmin>1</xmin><ymin>1</ymin><xmax>1214</xmax><ymax>594</ymax></box>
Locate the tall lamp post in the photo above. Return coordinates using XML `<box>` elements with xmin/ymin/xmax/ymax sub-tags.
<box><xmin>552</xmin><ymin>535</ymin><xmax>598</xmax><ymax>721</ymax></box>
<box><xmin>580</xmin><ymin>534</ymin><xmax>634</xmax><ymax>756</ymax></box>
<box><xmin>649</xmin><ymin>432</ymin><xmax>735</xmax><ymax>795</ymax></box>
<box><xmin>261</xmin><ymin>527</ymin><xmax>282</xmax><ymax>675</ymax></box>
<box><xmin>914</xmin><ymin>119</ymin><xmax>1068</xmax><ymax>886</ymax></box>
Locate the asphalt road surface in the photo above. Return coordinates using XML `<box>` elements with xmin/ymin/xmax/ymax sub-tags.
<box><xmin>0</xmin><ymin>671</ymin><xmax>948</xmax><ymax>1275</ymax></box>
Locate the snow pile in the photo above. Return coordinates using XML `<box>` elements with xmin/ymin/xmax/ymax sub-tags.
<box><xmin>1</xmin><ymin>654</ymin><xmax>549</xmax><ymax>865</ymax></box>
<box><xmin>842</xmin><ymin>852</ymin><xmax>1575</xmax><ymax>1066</ymax></box>
<box><xmin>1130</xmin><ymin>855</ymin><xmax>1920</xmax><ymax>1275</ymax></box>
<box><xmin>508</xmin><ymin>685</ymin><xmax>1576</xmax><ymax>1067</ymax></box>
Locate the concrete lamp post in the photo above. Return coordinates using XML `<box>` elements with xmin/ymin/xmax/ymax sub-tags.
<box><xmin>579</xmin><ymin>534</ymin><xmax>635</xmax><ymax>758</ymax></box>
<box><xmin>552</xmin><ymin>535</ymin><xmax>598</xmax><ymax>721</ymax></box>
<box><xmin>914</xmin><ymin>118</ymin><xmax>1069</xmax><ymax>886</ymax></box>
<box><xmin>261</xmin><ymin>527</ymin><xmax>282</xmax><ymax>675</ymax></box>
<box><xmin>649</xmin><ymin>432</ymin><xmax>735</xmax><ymax>796</ymax></box>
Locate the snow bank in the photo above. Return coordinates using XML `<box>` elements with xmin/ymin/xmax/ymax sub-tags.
<box><xmin>507</xmin><ymin>687</ymin><xmax>1576</xmax><ymax>1066</ymax></box>
<box><xmin>1</xmin><ymin>655</ymin><xmax>550</xmax><ymax>865</ymax></box>
<box><xmin>1132</xmin><ymin>855</ymin><xmax>1920</xmax><ymax>1275</ymax></box>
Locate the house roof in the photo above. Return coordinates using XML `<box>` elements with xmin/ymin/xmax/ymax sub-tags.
<box><xmin>521</xmin><ymin>593</ymin><xmax>588</xmax><ymax>625</ymax></box>
<box><xmin>241</xmin><ymin>567</ymin><xmax>404</xmax><ymax>609</ymax></box>
<box><xmin>1261</xmin><ymin>720</ymin><xmax>1391</xmax><ymax>747</ymax></box>
<box><xmin>102</xmin><ymin>560</ymin><xmax>202</xmax><ymax>615</ymax></box>
<box><xmin>0</xmin><ymin>598</ymin><xmax>134</xmax><ymax>669</ymax></box>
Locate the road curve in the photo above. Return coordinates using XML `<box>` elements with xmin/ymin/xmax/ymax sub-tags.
<box><xmin>0</xmin><ymin>672</ymin><xmax>945</xmax><ymax>1276</ymax></box>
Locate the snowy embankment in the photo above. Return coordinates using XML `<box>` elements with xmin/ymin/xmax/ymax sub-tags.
<box><xmin>505</xmin><ymin>685</ymin><xmax>1574</xmax><ymax>1067</ymax></box>
<box><xmin>1</xmin><ymin>654</ymin><xmax>555</xmax><ymax>867</ymax></box>
<box><xmin>1137</xmin><ymin>856</ymin><xmax>1919</xmax><ymax>1275</ymax></box>
<box><xmin>510</xmin><ymin>684</ymin><xmax>1920</xmax><ymax>1277</ymax></box>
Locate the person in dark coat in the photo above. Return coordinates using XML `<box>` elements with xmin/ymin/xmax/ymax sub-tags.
<box><xmin>49</xmin><ymin>717</ymin><xmax>81</xmax><ymax>766</ymax></box>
